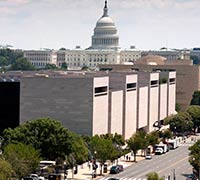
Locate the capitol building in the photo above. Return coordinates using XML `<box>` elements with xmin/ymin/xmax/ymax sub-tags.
<box><xmin>24</xmin><ymin>1</ymin><xmax>141</xmax><ymax>69</ymax></box>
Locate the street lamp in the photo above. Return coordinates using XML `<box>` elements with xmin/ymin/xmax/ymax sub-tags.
<box><xmin>173</xmin><ymin>169</ymin><xmax>176</xmax><ymax>180</ymax></box>
<box><xmin>63</xmin><ymin>162</ymin><xmax>67</xmax><ymax>180</ymax></box>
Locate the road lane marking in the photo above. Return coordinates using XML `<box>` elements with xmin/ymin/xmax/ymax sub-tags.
<box><xmin>157</xmin><ymin>156</ymin><xmax>188</xmax><ymax>173</ymax></box>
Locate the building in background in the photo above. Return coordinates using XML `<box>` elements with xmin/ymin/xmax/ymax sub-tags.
<box><xmin>0</xmin><ymin>70</ymin><xmax>176</xmax><ymax>139</ymax></box>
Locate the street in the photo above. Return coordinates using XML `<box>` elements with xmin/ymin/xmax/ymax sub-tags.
<box><xmin>98</xmin><ymin>137</ymin><xmax>197</xmax><ymax>180</ymax></box>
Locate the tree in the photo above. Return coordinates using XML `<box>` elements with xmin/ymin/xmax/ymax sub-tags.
<box><xmin>146</xmin><ymin>172</ymin><xmax>164</xmax><ymax>180</ymax></box>
<box><xmin>100</xmin><ymin>133</ymin><xmax>125</xmax><ymax>163</ymax></box>
<box><xmin>70</xmin><ymin>132</ymin><xmax>89</xmax><ymax>165</ymax></box>
<box><xmin>191</xmin><ymin>91</ymin><xmax>200</xmax><ymax>106</ymax></box>
<box><xmin>61</xmin><ymin>62</ymin><xmax>67</xmax><ymax>69</ymax></box>
<box><xmin>191</xmin><ymin>55</ymin><xmax>200</xmax><ymax>65</ymax></box>
<box><xmin>10</xmin><ymin>57</ymin><xmax>36</xmax><ymax>70</ymax></box>
<box><xmin>186</xmin><ymin>105</ymin><xmax>200</xmax><ymax>133</ymax></box>
<box><xmin>158</xmin><ymin>129</ymin><xmax>173</xmax><ymax>142</ymax></box>
<box><xmin>0</xmin><ymin>56</ymin><xmax>8</xmax><ymax>66</ymax></box>
<box><xmin>90</xmin><ymin>135</ymin><xmax>116</xmax><ymax>175</ymax></box>
<box><xmin>146</xmin><ymin>131</ymin><xmax>160</xmax><ymax>147</ymax></box>
<box><xmin>175</xmin><ymin>103</ymin><xmax>181</xmax><ymax>112</ymax></box>
<box><xmin>0</xmin><ymin>160</ymin><xmax>13</xmax><ymax>180</ymax></box>
<box><xmin>127</xmin><ymin>130</ymin><xmax>148</xmax><ymax>162</ymax></box>
<box><xmin>3</xmin><ymin>118</ymin><xmax>73</xmax><ymax>160</ymax></box>
<box><xmin>3</xmin><ymin>143</ymin><xmax>40</xmax><ymax>179</ymax></box>
<box><xmin>165</xmin><ymin>112</ymin><xmax>193</xmax><ymax>135</ymax></box>
<box><xmin>45</xmin><ymin>63</ymin><xmax>57</xmax><ymax>70</ymax></box>
<box><xmin>189</xmin><ymin>140</ymin><xmax>200</xmax><ymax>177</ymax></box>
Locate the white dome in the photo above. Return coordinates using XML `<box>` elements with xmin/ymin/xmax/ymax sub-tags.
<box><xmin>89</xmin><ymin>0</ymin><xmax>119</xmax><ymax>50</ymax></box>
<box><xmin>97</xmin><ymin>16</ymin><xmax>115</xmax><ymax>26</ymax></box>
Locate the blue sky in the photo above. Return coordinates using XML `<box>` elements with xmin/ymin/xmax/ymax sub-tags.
<box><xmin>0</xmin><ymin>0</ymin><xmax>200</xmax><ymax>50</ymax></box>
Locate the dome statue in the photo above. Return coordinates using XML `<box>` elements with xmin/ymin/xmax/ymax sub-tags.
<box><xmin>88</xmin><ymin>0</ymin><xmax>119</xmax><ymax>50</ymax></box>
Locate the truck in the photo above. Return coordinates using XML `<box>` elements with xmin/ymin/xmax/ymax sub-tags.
<box><xmin>155</xmin><ymin>143</ymin><xmax>168</xmax><ymax>154</ymax></box>
<box><xmin>167</xmin><ymin>138</ymin><xmax>179</xmax><ymax>149</ymax></box>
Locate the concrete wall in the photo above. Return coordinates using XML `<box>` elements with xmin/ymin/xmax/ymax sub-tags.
<box><xmin>149</xmin><ymin>73</ymin><xmax>159</xmax><ymax>132</ymax></box>
<box><xmin>20</xmin><ymin>77</ymin><xmax>93</xmax><ymax>135</ymax></box>
<box><xmin>138</xmin><ymin>87</ymin><xmax>148</xmax><ymax>129</ymax></box>
<box><xmin>159</xmin><ymin>84</ymin><xmax>168</xmax><ymax>120</ymax></box>
<box><xmin>110</xmin><ymin>91</ymin><xmax>123</xmax><ymax>135</ymax></box>
<box><xmin>168</xmin><ymin>72</ymin><xmax>176</xmax><ymax>115</ymax></box>
<box><xmin>124</xmin><ymin>74</ymin><xmax>137</xmax><ymax>139</ymax></box>
<box><xmin>93</xmin><ymin>77</ymin><xmax>109</xmax><ymax>135</ymax></box>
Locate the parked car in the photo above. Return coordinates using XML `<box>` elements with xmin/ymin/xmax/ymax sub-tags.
<box><xmin>117</xmin><ymin>164</ymin><xmax>124</xmax><ymax>172</ymax></box>
<box><xmin>108</xmin><ymin>178</ymin><xmax>120</xmax><ymax>180</ymax></box>
<box><xmin>110</xmin><ymin>165</ymin><xmax>120</xmax><ymax>174</ymax></box>
<box><xmin>145</xmin><ymin>154</ymin><xmax>152</xmax><ymax>160</ymax></box>
<box><xmin>186</xmin><ymin>174</ymin><xmax>197</xmax><ymax>180</ymax></box>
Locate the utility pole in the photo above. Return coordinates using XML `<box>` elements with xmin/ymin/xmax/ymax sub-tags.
<box><xmin>173</xmin><ymin>169</ymin><xmax>176</xmax><ymax>180</ymax></box>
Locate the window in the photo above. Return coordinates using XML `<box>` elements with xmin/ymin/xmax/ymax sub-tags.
<box><xmin>126</xmin><ymin>83</ymin><xmax>137</xmax><ymax>91</ymax></box>
<box><xmin>151</xmin><ymin>80</ymin><xmax>158</xmax><ymax>87</ymax></box>
<box><xmin>169</xmin><ymin>78</ymin><xmax>176</xmax><ymax>84</ymax></box>
<box><xmin>94</xmin><ymin>86</ymin><xmax>108</xmax><ymax>96</ymax></box>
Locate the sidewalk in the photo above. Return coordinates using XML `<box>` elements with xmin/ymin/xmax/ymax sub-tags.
<box><xmin>66</xmin><ymin>152</ymin><xmax>145</xmax><ymax>180</ymax></box>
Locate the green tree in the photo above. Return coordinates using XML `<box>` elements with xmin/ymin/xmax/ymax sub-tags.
<box><xmin>158</xmin><ymin>129</ymin><xmax>173</xmax><ymax>143</ymax></box>
<box><xmin>3</xmin><ymin>118</ymin><xmax>73</xmax><ymax>160</ymax></box>
<box><xmin>127</xmin><ymin>130</ymin><xmax>148</xmax><ymax>162</ymax></box>
<box><xmin>189</xmin><ymin>140</ymin><xmax>200</xmax><ymax>177</ymax></box>
<box><xmin>61</xmin><ymin>62</ymin><xmax>68</xmax><ymax>69</ymax></box>
<box><xmin>191</xmin><ymin>55</ymin><xmax>200</xmax><ymax>65</ymax></box>
<box><xmin>3</xmin><ymin>143</ymin><xmax>40</xmax><ymax>179</ymax></box>
<box><xmin>70</xmin><ymin>132</ymin><xmax>89</xmax><ymax>165</ymax></box>
<box><xmin>0</xmin><ymin>56</ymin><xmax>8</xmax><ymax>66</ymax></box>
<box><xmin>10</xmin><ymin>57</ymin><xmax>36</xmax><ymax>70</ymax></box>
<box><xmin>175</xmin><ymin>103</ymin><xmax>181</xmax><ymax>112</ymax></box>
<box><xmin>0</xmin><ymin>160</ymin><xmax>13</xmax><ymax>180</ymax></box>
<box><xmin>146</xmin><ymin>131</ymin><xmax>160</xmax><ymax>147</ymax></box>
<box><xmin>146</xmin><ymin>172</ymin><xmax>164</xmax><ymax>180</ymax></box>
<box><xmin>100</xmin><ymin>133</ymin><xmax>125</xmax><ymax>163</ymax></box>
<box><xmin>90</xmin><ymin>135</ymin><xmax>116</xmax><ymax>175</ymax></box>
<box><xmin>186</xmin><ymin>105</ymin><xmax>200</xmax><ymax>133</ymax></box>
<box><xmin>165</xmin><ymin>112</ymin><xmax>193</xmax><ymax>135</ymax></box>
<box><xmin>191</xmin><ymin>91</ymin><xmax>200</xmax><ymax>106</ymax></box>
<box><xmin>45</xmin><ymin>63</ymin><xmax>57</xmax><ymax>70</ymax></box>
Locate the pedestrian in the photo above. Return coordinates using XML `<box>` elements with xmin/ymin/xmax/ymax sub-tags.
<box><xmin>126</xmin><ymin>155</ymin><xmax>128</xmax><ymax>161</ymax></box>
<box><xmin>88</xmin><ymin>161</ymin><xmax>91</xmax><ymax>170</ymax></box>
<box><xmin>128</xmin><ymin>156</ymin><xmax>131</xmax><ymax>161</ymax></box>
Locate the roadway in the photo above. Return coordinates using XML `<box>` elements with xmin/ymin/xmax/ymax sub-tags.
<box><xmin>98</xmin><ymin>137</ymin><xmax>198</xmax><ymax>180</ymax></box>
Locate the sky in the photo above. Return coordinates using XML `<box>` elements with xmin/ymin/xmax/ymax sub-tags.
<box><xmin>0</xmin><ymin>0</ymin><xmax>200</xmax><ymax>50</ymax></box>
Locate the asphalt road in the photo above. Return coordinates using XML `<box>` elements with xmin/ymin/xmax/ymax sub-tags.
<box><xmin>99</xmin><ymin>138</ymin><xmax>197</xmax><ymax>180</ymax></box>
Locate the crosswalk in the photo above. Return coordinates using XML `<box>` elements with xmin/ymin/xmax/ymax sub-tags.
<box><xmin>98</xmin><ymin>178</ymin><xmax>147</xmax><ymax>180</ymax></box>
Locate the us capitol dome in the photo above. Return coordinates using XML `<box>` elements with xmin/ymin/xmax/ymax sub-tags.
<box><xmin>88</xmin><ymin>0</ymin><xmax>119</xmax><ymax>50</ymax></box>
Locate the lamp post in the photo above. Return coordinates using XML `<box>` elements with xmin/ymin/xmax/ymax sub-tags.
<box><xmin>63</xmin><ymin>162</ymin><xmax>67</xmax><ymax>180</ymax></box>
<box><xmin>173</xmin><ymin>169</ymin><xmax>176</xmax><ymax>180</ymax></box>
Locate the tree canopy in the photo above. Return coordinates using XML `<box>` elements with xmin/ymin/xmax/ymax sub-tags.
<box><xmin>146</xmin><ymin>172</ymin><xmax>164</xmax><ymax>180</ymax></box>
<box><xmin>0</xmin><ymin>160</ymin><xmax>13</xmax><ymax>180</ymax></box>
<box><xmin>3</xmin><ymin>118</ymin><xmax>73</xmax><ymax>160</ymax></box>
<box><xmin>10</xmin><ymin>57</ymin><xmax>36</xmax><ymax>71</ymax></box>
<box><xmin>164</xmin><ymin>112</ymin><xmax>193</xmax><ymax>135</ymax></box>
<box><xmin>186</xmin><ymin>105</ymin><xmax>200</xmax><ymax>133</ymax></box>
<box><xmin>3</xmin><ymin>143</ymin><xmax>40</xmax><ymax>179</ymax></box>
<box><xmin>189</xmin><ymin>140</ymin><xmax>200</xmax><ymax>176</ymax></box>
<box><xmin>191</xmin><ymin>91</ymin><xmax>200</xmax><ymax>106</ymax></box>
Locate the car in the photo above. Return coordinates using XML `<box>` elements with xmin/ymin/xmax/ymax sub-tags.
<box><xmin>108</xmin><ymin>178</ymin><xmax>120</xmax><ymax>180</ymax></box>
<box><xmin>110</xmin><ymin>165</ymin><xmax>120</xmax><ymax>174</ymax></box>
<box><xmin>145</xmin><ymin>154</ymin><xmax>152</xmax><ymax>160</ymax></box>
<box><xmin>116</xmin><ymin>164</ymin><xmax>124</xmax><ymax>172</ymax></box>
<box><xmin>186</xmin><ymin>174</ymin><xmax>197</xmax><ymax>180</ymax></box>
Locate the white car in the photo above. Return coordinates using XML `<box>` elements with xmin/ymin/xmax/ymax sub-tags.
<box><xmin>145</xmin><ymin>154</ymin><xmax>152</xmax><ymax>160</ymax></box>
